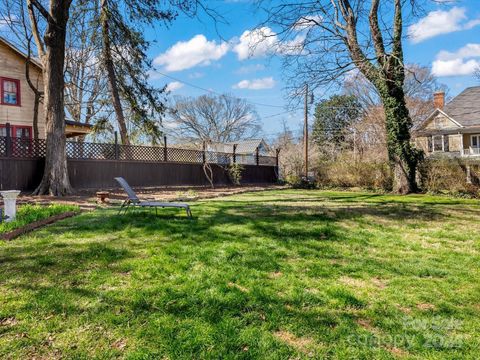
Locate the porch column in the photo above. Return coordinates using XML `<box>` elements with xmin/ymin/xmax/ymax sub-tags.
<box><xmin>459</xmin><ymin>132</ymin><xmax>464</xmax><ymax>156</ymax></box>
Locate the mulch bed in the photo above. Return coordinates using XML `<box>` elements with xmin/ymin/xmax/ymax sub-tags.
<box><xmin>1</xmin><ymin>211</ymin><xmax>80</xmax><ymax>241</ymax></box>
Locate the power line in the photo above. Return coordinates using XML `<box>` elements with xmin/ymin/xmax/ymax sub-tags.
<box><xmin>152</xmin><ymin>68</ymin><xmax>287</xmax><ymax>109</ymax></box>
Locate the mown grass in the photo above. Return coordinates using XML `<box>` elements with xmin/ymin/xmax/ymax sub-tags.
<box><xmin>0</xmin><ymin>204</ymin><xmax>79</xmax><ymax>234</ymax></box>
<box><xmin>0</xmin><ymin>190</ymin><xmax>479</xmax><ymax>359</ymax></box>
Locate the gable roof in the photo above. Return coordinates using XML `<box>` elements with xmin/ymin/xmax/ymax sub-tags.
<box><xmin>0</xmin><ymin>37</ymin><xmax>43</xmax><ymax>70</ymax></box>
<box><xmin>415</xmin><ymin>108</ymin><xmax>463</xmax><ymax>132</ymax></box>
<box><xmin>207</xmin><ymin>139</ymin><xmax>270</xmax><ymax>154</ymax></box>
<box><xmin>223</xmin><ymin>139</ymin><xmax>269</xmax><ymax>154</ymax></box>
<box><xmin>442</xmin><ymin>86</ymin><xmax>480</xmax><ymax>127</ymax></box>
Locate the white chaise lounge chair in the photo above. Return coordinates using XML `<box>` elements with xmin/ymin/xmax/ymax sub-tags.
<box><xmin>114</xmin><ymin>177</ymin><xmax>192</xmax><ymax>218</ymax></box>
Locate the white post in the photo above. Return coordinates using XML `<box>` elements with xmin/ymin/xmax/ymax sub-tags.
<box><xmin>466</xmin><ymin>165</ymin><xmax>472</xmax><ymax>184</ymax></box>
<box><xmin>1</xmin><ymin>190</ymin><xmax>21</xmax><ymax>222</ymax></box>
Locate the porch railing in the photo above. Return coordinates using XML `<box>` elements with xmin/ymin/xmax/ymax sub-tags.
<box><xmin>461</xmin><ymin>148</ymin><xmax>480</xmax><ymax>156</ymax></box>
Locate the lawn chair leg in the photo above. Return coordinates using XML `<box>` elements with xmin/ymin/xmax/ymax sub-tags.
<box><xmin>186</xmin><ymin>207</ymin><xmax>192</xmax><ymax>218</ymax></box>
<box><xmin>118</xmin><ymin>200</ymin><xmax>129</xmax><ymax>215</ymax></box>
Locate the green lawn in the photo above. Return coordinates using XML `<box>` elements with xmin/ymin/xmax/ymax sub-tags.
<box><xmin>0</xmin><ymin>190</ymin><xmax>479</xmax><ymax>359</ymax></box>
<box><xmin>0</xmin><ymin>204</ymin><xmax>79</xmax><ymax>235</ymax></box>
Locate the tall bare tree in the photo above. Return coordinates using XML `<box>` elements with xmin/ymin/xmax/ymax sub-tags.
<box><xmin>344</xmin><ymin>64</ymin><xmax>447</xmax><ymax>126</ymax></box>
<box><xmin>169</xmin><ymin>94</ymin><xmax>262</xmax><ymax>144</ymax></box>
<box><xmin>64</xmin><ymin>0</ymin><xmax>107</xmax><ymax>132</ymax></box>
<box><xmin>27</xmin><ymin>0</ymin><xmax>73</xmax><ymax>195</ymax></box>
<box><xmin>257</xmin><ymin>0</ymin><xmax>428</xmax><ymax>193</ymax></box>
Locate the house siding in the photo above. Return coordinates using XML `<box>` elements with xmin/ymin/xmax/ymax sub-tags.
<box><xmin>424</xmin><ymin>113</ymin><xmax>459</xmax><ymax>130</ymax></box>
<box><xmin>0</xmin><ymin>41</ymin><xmax>45</xmax><ymax>138</ymax></box>
<box><xmin>415</xmin><ymin>136</ymin><xmax>429</xmax><ymax>153</ymax></box>
<box><xmin>449</xmin><ymin>134</ymin><xmax>462</xmax><ymax>152</ymax></box>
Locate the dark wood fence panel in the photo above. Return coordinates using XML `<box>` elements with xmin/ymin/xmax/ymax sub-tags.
<box><xmin>0</xmin><ymin>158</ymin><xmax>45</xmax><ymax>190</ymax></box>
<box><xmin>0</xmin><ymin>158</ymin><xmax>277</xmax><ymax>191</ymax></box>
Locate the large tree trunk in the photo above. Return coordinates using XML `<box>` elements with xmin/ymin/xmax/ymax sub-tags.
<box><xmin>33</xmin><ymin>0</ymin><xmax>73</xmax><ymax>196</ymax></box>
<box><xmin>100</xmin><ymin>0</ymin><xmax>130</xmax><ymax>145</ymax></box>
<box><xmin>381</xmin><ymin>85</ymin><xmax>419</xmax><ymax>194</ymax></box>
<box><xmin>32</xmin><ymin>93</ymin><xmax>40</xmax><ymax>139</ymax></box>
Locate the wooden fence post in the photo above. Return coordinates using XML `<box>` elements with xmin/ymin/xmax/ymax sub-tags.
<box><xmin>202</xmin><ymin>141</ymin><xmax>206</xmax><ymax>164</ymax></box>
<box><xmin>114</xmin><ymin>131</ymin><xmax>119</xmax><ymax>160</ymax></box>
<box><xmin>255</xmin><ymin>146</ymin><xmax>259</xmax><ymax>166</ymax></box>
<box><xmin>163</xmin><ymin>136</ymin><xmax>168</xmax><ymax>162</ymax></box>
<box><xmin>233</xmin><ymin>144</ymin><xmax>237</xmax><ymax>164</ymax></box>
<box><xmin>5</xmin><ymin>123</ymin><xmax>12</xmax><ymax>157</ymax></box>
<box><xmin>276</xmin><ymin>148</ymin><xmax>280</xmax><ymax>168</ymax></box>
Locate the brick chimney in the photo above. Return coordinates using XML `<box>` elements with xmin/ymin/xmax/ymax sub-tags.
<box><xmin>433</xmin><ymin>91</ymin><xmax>445</xmax><ymax>110</ymax></box>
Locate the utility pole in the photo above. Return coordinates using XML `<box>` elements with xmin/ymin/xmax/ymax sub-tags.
<box><xmin>303</xmin><ymin>83</ymin><xmax>309</xmax><ymax>179</ymax></box>
<box><xmin>353</xmin><ymin>128</ymin><xmax>357</xmax><ymax>164</ymax></box>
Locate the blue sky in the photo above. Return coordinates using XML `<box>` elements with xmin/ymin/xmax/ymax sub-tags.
<box><xmin>145</xmin><ymin>0</ymin><xmax>480</xmax><ymax>140</ymax></box>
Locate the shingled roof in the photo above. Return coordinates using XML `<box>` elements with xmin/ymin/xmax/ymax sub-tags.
<box><xmin>443</xmin><ymin>86</ymin><xmax>480</xmax><ymax>127</ymax></box>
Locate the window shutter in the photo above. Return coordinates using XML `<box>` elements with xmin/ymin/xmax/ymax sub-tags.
<box><xmin>443</xmin><ymin>135</ymin><xmax>449</xmax><ymax>152</ymax></box>
<box><xmin>428</xmin><ymin>136</ymin><xmax>433</xmax><ymax>152</ymax></box>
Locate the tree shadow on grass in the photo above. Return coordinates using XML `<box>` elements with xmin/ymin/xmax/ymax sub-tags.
<box><xmin>0</xmin><ymin>194</ymin><xmax>475</xmax><ymax>358</ymax></box>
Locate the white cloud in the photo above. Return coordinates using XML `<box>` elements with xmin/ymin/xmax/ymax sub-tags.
<box><xmin>154</xmin><ymin>35</ymin><xmax>229</xmax><ymax>72</ymax></box>
<box><xmin>432</xmin><ymin>59</ymin><xmax>479</xmax><ymax>77</ymax></box>
<box><xmin>232</xmin><ymin>26</ymin><xmax>306</xmax><ymax>60</ymax></box>
<box><xmin>432</xmin><ymin>43</ymin><xmax>480</xmax><ymax>77</ymax></box>
<box><xmin>408</xmin><ymin>7</ymin><xmax>480</xmax><ymax>44</ymax></box>
<box><xmin>166</xmin><ymin>81</ymin><xmax>184</xmax><ymax>92</ymax></box>
<box><xmin>233</xmin><ymin>27</ymin><xmax>278</xmax><ymax>60</ymax></box>
<box><xmin>436</xmin><ymin>43</ymin><xmax>480</xmax><ymax>61</ymax></box>
<box><xmin>233</xmin><ymin>77</ymin><xmax>276</xmax><ymax>90</ymax></box>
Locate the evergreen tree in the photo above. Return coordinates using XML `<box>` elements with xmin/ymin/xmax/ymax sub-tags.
<box><xmin>312</xmin><ymin>95</ymin><xmax>361</xmax><ymax>150</ymax></box>
<box><xmin>100</xmin><ymin>0</ymin><xmax>176</xmax><ymax>145</ymax></box>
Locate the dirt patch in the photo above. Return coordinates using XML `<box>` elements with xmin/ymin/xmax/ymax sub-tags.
<box><xmin>371</xmin><ymin>277</ymin><xmax>388</xmax><ymax>289</ymax></box>
<box><xmin>416</xmin><ymin>303</ymin><xmax>436</xmax><ymax>311</ymax></box>
<box><xmin>339</xmin><ymin>276</ymin><xmax>368</xmax><ymax>288</ymax></box>
<box><xmin>274</xmin><ymin>330</ymin><xmax>314</xmax><ymax>353</ymax></box>
<box><xmin>356</xmin><ymin>318</ymin><xmax>374</xmax><ymax>331</ymax></box>
<box><xmin>385</xmin><ymin>345</ymin><xmax>409</xmax><ymax>358</ymax></box>
<box><xmin>268</xmin><ymin>271</ymin><xmax>283</xmax><ymax>279</ymax></box>
<box><xmin>227</xmin><ymin>282</ymin><xmax>249</xmax><ymax>293</ymax></box>
<box><xmin>0</xmin><ymin>317</ymin><xmax>18</xmax><ymax>327</ymax></box>
<box><xmin>6</xmin><ymin>184</ymin><xmax>285</xmax><ymax>210</ymax></box>
<box><xmin>396</xmin><ymin>304</ymin><xmax>412</xmax><ymax>314</ymax></box>
<box><xmin>112</xmin><ymin>338</ymin><xmax>127</xmax><ymax>351</ymax></box>
<box><xmin>340</xmin><ymin>276</ymin><xmax>388</xmax><ymax>290</ymax></box>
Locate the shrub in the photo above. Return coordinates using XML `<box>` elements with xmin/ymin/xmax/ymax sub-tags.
<box><xmin>285</xmin><ymin>174</ymin><xmax>302</xmax><ymax>186</ymax></box>
<box><xmin>316</xmin><ymin>154</ymin><xmax>392</xmax><ymax>191</ymax></box>
<box><xmin>227</xmin><ymin>164</ymin><xmax>245</xmax><ymax>185</ymax></box>
<box><xmin>418</xmin><ymin>159</ymin><xmax>478</xmax><ymax>197</ymax></box>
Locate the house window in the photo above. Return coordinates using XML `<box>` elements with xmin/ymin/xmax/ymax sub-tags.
<box><xmin>471</xmin><ymin>135</ymin><xmax>480</xmax><ymax>148</ymax></box>
<box><xmin>433</xmin><ymin>135</ymin><xmax>443</xmax><ymax>152</ymax></box>
<box><xmin>1</xmin><ymin>78</ymin><xmax>21</xmax><ymax>106</ymax></box>
<box><xmin>0</xmin><ymin>125</ymin><xmax>32</xmax><ymax>139</ymax></box>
